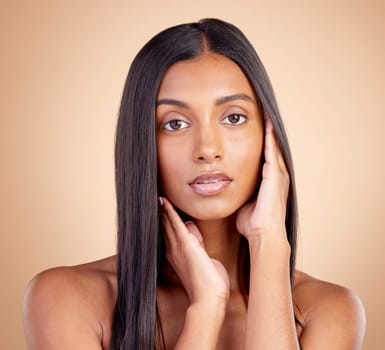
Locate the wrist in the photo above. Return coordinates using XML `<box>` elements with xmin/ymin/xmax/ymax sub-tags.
<box><xmin>190</xmin><ymin>295</ymin><xmax>228</xmax><ymax>315</ymax></box>
<box><xmin>248</xmin><ymin>234</ymin><xmax>291</xmax><ymax>260</ymax></box>
<box><xmin>191</xmin><ymin>287</ymin><xmax>230</xmax><ymax>307</ymax></box>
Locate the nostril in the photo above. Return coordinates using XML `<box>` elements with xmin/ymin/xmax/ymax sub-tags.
<box><xmin>196</xmin><ymin>153</ymin><xmax>221</xmax><ymax>162</ymax></box>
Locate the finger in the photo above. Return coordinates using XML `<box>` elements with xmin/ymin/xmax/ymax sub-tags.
<box><xmin>162</xmin><ymin>197</ymin><xmax>190</xmax><ymax>244</ymax></box>
<box><xmin>266</xmin><ymin>119</ymin><xmax>289</xmax><ymax>175</ymax></box>
<box><xmin>161</xmin><ymin>207</ymin><xmax>177</xmax><ymax>249</ymax></box>
<box><xmin>185</xmin><ymin>221</ymin><xmax>205</xmax><ymax>248</ymax></box>
<box><xmin>266</xmin><ymin>117</ymin><xmax>289</xmax><ymax>172</ymax></box>
<box><xmin>264</xmin><ymin>121</ymin><xmax>290</xmax><ymax>201</ymax></box>
<box><xmin>272</xmin><ymin>135</ymin><xmax>288</xmax><ymax>175</ymax></box>
<box><xmin>277</xmin><ymin>149</ymin><xmax>290</xmax><ymax>181</ymax></box>
<box><xmin>264</xmin><ymin>117</ymin><xmax>280</xmax><ymax>169</ymax></box>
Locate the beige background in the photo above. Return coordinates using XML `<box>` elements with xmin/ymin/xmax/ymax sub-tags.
<box><xmin>1</xmin><ymin>0</ymin><xmax>384</xmax><ymax>349</ymax></box>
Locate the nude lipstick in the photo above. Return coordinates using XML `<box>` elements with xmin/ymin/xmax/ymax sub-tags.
<box><xmin>189</xmin><ymin>173</ymin><xmax>232</xmax><ymax>196</ymax></box>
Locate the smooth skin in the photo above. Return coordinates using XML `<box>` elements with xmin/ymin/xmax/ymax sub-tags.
<box><xmin>23</xmin><ymin>53</ymin><xmax>366</xmax><ymax>349</ymax></box>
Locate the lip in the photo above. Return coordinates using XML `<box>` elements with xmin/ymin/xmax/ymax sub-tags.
<box><xmin>189</xmin><ymin>172</ymin><xmax>233</xmax><ymax>196</ymax></box>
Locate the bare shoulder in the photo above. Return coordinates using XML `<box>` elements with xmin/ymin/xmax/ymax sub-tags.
<box><xmin>293</xmin><ymin>270</ymin><xmax>366</xmax><ymax>350</ymax></box>
<box><xmin>23</xmin><ymin>256</ymin><xmax>117</xmax><ymax>350</ymax></box>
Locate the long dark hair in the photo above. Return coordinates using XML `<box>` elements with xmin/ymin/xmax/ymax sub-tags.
<box><xmin>111</xmin><ymin>18</ymin><xmax>298</xmax><ymax>349</ymax></box>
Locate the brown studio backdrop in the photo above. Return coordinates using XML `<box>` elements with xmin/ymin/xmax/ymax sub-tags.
<box><xmin>1</xmin><ymin>1</ymin><xmax>384</xmax><ymax>349</ymax></box>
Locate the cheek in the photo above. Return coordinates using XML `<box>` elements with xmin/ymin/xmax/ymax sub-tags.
<box><xmin>157</xmin><ymin>142</ymin><xmax>187</xmax><ymax>195</ymax></box>
<box><xmin>229</xmin><ymin>134</ymin><xmax>264</xmax><ymax>195</ymax></box>
<box><xmin>227</xmin><ymin>131</ymin><xmax>263</xmax><ymax>171</ymax></box>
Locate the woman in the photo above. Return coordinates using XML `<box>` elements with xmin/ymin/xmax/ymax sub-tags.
<box><xmin>23</xmin><ymin>18</ymin><xmax>366</xmax><ymax>349</ymax></box>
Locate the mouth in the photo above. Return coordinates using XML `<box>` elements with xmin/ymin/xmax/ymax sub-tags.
<box><xmin>189</xmin><ymin>173</ymin><xmax>233</xmax><ymax>196</ymax></box>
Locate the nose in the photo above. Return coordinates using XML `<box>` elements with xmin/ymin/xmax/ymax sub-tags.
<box><xmin>192</xmin><ymin>126</ymin><xmax>223</xmax><ymax>163</ymax></box>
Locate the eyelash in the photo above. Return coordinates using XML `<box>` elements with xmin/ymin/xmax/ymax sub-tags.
<box><xmin>162</xmin><ymin>114</ymin><xmax>247</xmax><ymax>132</ymax></box>
<box><xmin>221</xmin><ymin>114</ymin><xmax>247</xmax><ymax>125</ymax></box>
<box><xmin>162</xmin><ymin>119</ymin><xmax>191</xmax><ymax>131</ymax></box>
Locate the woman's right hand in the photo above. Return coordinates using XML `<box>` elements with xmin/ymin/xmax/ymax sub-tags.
<box><xmin>160</xmin><ymin>197</ymin><xmax>230</xmax><ymax>305</ymax></box>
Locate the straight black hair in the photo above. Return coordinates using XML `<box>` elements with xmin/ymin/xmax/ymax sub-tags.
<box><xmin>111</xmin><ymin>18</ymin><xmax>298</xmax><ymax>349</ymax></box>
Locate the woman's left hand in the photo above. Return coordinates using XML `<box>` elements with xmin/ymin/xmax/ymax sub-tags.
<box><xmin>236</xmin><ymin>116</ymin><xmax>290</xmax><ymax>242</ymax></box>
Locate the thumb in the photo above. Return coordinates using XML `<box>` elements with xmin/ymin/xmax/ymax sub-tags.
<box><xmin>185</xmin><ymin>221</ymin><xmax>205</xmax><ymax>248</ymax></box>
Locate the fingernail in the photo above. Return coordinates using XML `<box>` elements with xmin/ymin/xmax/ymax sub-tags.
<box><xmin>184</xmin><ymin>221</ymin><xmax>193</xmax><ymax>225</ymax></box>
<box><xmin>159</xmin><ymin>197</ymin><xmax>164</xmax><ymax>206</ymax></box>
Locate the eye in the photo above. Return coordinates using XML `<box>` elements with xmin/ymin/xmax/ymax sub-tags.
<box><xmin>221</xmin><ymin>114</ymin><xmax>247</xmax><ymax>125</ymax></box>
<box><xmin>162</xmin><ymin>119</ymin><xmax>190</xmax><ymax>131</ymax></box>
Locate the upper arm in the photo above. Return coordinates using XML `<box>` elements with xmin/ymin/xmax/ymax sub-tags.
<box><xmin>23</xmin><ymin>268</ymin><xmax>103</xmax><ymax>350</ymax></box>
<box><xmin>299</xmin><ymin>284</ymin><xmax>366</xmax><ymax>350</ymax></box>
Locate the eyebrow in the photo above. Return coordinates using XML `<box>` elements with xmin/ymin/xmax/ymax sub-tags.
<box><xmin>156</xmin><ymin>93</ymin><xmax>255</xmax><ymax>108</ymax></box>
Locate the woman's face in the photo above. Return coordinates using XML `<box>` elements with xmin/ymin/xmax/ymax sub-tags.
<box><xmin>156</xmin><ymin>53</ymin><xmax>264</xmax><ymax>220</ymax></box>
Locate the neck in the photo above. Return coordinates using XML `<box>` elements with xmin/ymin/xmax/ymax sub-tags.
<box><xmin>195</xmin><ymin>215</ymin><xmax>241</xmax><ymax>291</ymax></box>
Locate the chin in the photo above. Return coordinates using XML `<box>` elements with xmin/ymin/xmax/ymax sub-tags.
<box><xmin>175</xmin><ymin>198</ymin><xmax>242</xmax><ymax>222</ymax></box>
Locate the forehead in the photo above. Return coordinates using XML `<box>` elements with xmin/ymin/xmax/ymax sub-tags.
<box><xmin>157</xmin><ymin>53</ymin><xmax>255</xmax><ymax>99</ymax></box>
